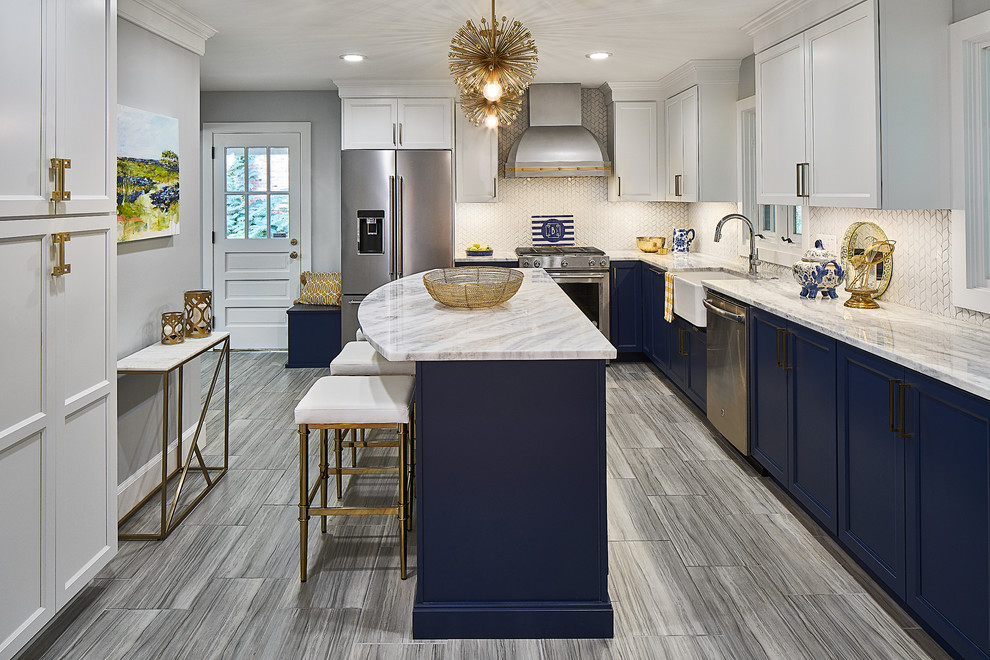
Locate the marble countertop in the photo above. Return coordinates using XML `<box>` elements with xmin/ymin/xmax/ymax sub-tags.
<box><xmin>608</xmin><ymin>249</ymin><xmax>744</xmax><ymax>272</ymax></box>
<box><xmin>453</xmin><ymin>250</ymin><xmax>519</xmax><ymax>263</ymax></box>
<box><xmin>359</xmin><ymin>269</ymin><xmax>617</xmax><ymax>361</ymax></box>
<box><xmin>117</xmin><ymin>332</ymin><xmax>230</xmax><ymax>372</ymax></box>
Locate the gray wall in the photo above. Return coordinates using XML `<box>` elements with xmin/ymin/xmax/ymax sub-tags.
<box><xmin>955</xmin><ymin>0</ymin><xmax>990</xmax><ymax>20</ymax></box>
<box><xmin>116</xmin><ymin>19</ymin><xmax>202</xmax><ymax>486</ymax></box>
<box><xmin>738</xmin><ymin>54</ymin><xmax>756</xmax><ymax>100</ymax></box>
<box><xmin>201</xmin><ymin>91</ymin><xmax>342</xmax><ymax>271</ymax></box>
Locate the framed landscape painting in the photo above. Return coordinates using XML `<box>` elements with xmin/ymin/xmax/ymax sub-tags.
<box><xmin>116</xmin><ymin>105</ymin><xmax>180</xmax><ymax>242</ymax></box>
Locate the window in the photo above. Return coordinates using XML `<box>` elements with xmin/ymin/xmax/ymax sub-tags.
<box><xmin>950</xmin><ymin>11</ymin><xmax>990</xmax><ymax>313</ymax></box>
<box><xmin>224</xmin><ymin>146</ymin><xmax>290</xmax><ymax>239</ymax></box>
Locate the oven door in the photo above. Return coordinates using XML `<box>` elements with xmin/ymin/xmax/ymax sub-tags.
<box><xmin>546</xmin><ymin>271</ymin><xmax>610</xmax><ymax>342</ymax></box>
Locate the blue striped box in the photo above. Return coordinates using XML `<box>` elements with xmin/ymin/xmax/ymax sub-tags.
<box><xmin>531</xmin><ymin>215</ymin><xmax>575</xmax><ymax>246</ymax></box>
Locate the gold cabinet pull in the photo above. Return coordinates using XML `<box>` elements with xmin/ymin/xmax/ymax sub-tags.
<box><xmin>898</xmin><ymin>383</ymin><xmax>912</xmax><ymax>439</ymax></box>
<box><xmin>888</xmin><ymin>378</ymin><xmax>902</xmax><ymax>432</ymax></box>
<box><xmin>618</xmin><ymin>176</ymin><xmax>622</xmax><ymax>197</ymax></box>
<box><xmin>399</xmin><ymin>122</ymin><xmax>403</xmax><ymax>146</ymax></box>
<box><xmin>392</xmin><ymin>123</ymin><xmax>396</xmax><ymax>146</ymax></box>
<box><xmin>50</xmin><ymin>158</ymin><xmax>71</xmax><ymax>202</ymax></box>
<box><xmin>52</xmin><ymin>232</ymin><xmax>71</xmax><ymax>276</ymax></box>
<box><xmin>674</xmin><ymin>174</ymin><xmax>682</xmax><ymax>197</ymax></box>
<box><xmin>796</xmin><ymin>163</ymin><xmax>802</xmax><ymax>198</ymax></box>
<box><xmin>781</xmin><ymin>330</ymin><xmax>791</xmax><ymax>370</ymax></box>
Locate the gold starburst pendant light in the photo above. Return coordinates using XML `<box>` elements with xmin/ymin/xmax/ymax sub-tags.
<box><xmin>459</xmin><ymin>87</ymin><xmax>522</xmax><ymax>128</ymax></box>
<box><xmin>449</xmin><ymin>0</ymin><xmax>537</xmax><ymax>127</ymax></box>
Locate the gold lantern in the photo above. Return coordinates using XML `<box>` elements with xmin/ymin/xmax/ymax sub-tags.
<box><xmin>184</xmin><ymin>290</ymin><xmax>213</xmax><ymax>338</ymax></box>
<box><xmin>161</xmin><ymin>311</ymin><xmax>185</xmax><ymax>344</ymax></box>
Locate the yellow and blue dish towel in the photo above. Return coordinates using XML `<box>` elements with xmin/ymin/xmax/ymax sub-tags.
<box><xmin>664</xmin><ymin>272</ymin><xmax>675</xmax><ymax>323</ymax></box>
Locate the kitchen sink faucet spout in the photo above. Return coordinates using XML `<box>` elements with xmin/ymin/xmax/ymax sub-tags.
<box><xmin>714</xmin><ymin>213</ymin><xmax>761</xmax><ymax>276</ymax></box>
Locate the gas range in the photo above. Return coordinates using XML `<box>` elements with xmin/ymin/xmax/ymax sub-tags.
<box><xmin>515</xmin><ymin>246</ymin><xmax>610</xmax><ymax>271</ymax></box>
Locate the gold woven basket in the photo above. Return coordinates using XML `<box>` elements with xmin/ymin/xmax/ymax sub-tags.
<box><xmin>423</xmin><ymin>267</ymin><xmax>524</xmax><ymax>308</ymax></box>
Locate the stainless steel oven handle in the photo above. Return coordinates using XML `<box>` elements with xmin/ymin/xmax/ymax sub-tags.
<box><xmin>703</xmin><ymin>299</ymin><xmax>746</xmax><ymax>323</ymax></box>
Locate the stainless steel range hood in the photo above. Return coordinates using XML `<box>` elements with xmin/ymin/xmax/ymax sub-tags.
<box><xmin>504</xmin><ymin>83</ymin><xmax>611</xmax><ymax>178</ymax></box>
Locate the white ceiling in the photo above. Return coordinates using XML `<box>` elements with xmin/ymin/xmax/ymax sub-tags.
<box><xmin>172</xmin><ymin>0</ymin><xmax>782</xmax><ymax>92</ymax></box>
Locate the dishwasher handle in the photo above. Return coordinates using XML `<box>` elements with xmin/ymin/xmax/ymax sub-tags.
<box><xmin>703</xmin><ymin>299</ymin><xmax>746</xmax><ymax>323</ymax></box>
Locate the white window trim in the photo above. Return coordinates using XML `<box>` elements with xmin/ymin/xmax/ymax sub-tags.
<box><xmin>200</xmin><ymin>122</ymin><xmax>312</xmax><ymax>289</ymax></box>
<box><xmin>736</xmin><ymin>96</ymin><xmax>806</xmax><ymax>267</ymax></box>
<box><xmin>951</xmin><ymin>11</ymin><xmax>990</xmax><ymax>314</ymax></box>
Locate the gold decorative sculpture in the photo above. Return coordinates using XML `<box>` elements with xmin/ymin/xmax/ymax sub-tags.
<box><xmin>844</xmin><ymin>239</ymin><xmax>896</xmax><ymax>309</ymax></box>
<box><xmin>161</xmin><ymin>311</ymin><xmax>185</xmax><ymax>344</ymax></box>
<box><xmin>184</xmin><ymin>290</ymin><xmax>213</xmax><ymax>337</ymax></box>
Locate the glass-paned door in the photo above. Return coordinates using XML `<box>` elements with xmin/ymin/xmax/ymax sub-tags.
<box><xmin>212</xmin><ymin>133</ymin><xmax>301</xmax><ymax>349</ymax></box>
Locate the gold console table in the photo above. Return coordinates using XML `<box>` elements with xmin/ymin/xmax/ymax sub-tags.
<box><xmin>116</xmin><ymin>332</ymin><xmax>230</xmax><ymax>540</ymax></box>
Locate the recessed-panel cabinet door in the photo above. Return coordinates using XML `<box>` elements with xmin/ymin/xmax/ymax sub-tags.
<box><xmin>650</xmin><ymin>272</ymin><xmax>670</xmax><ymax>371</ymax></box>
<box><xmin>0</xmin><ymin>0</ymin><xmax>53</xmax><ymax>218</ymax></box>
<box><xmin>665</xmin><ymin>95</ymin><xmax>684</xmax><ymax>200</ymax></box>
<box><xmin>613</xmin><ymin>102</ymin><xmax>658</xmax><ymax>201</ymax></box>
<box><xmin>679</xmin><ymin>88</ymin><xmax>699</xmax><ymax>203</ymax></box>
<box><xmin>756</xmin><ymin>33</ymin><xmax>805</xmax><ymax>207</ymax></box>
<box><xmin>342</xmin><ymin>98</ymin><xmax>398</xmax><ymax>149</ymax></box>
<box><xmin>750</xmin><ymin>309</ymin><xmax>788</xmax><ymax>482</ymax></box>
<box><xmin>906</xmin><ymin>375</ymin><xmax>990</xmax><ymax>659</ymax></box>
<box><xmin>836</xmin><ymin>346</ymin><xmax>905</xmax><ymax>597</ymax></box>
<box><xmin>398</xmin><ymin>98</ymin><xmax>452</xmax><ymax>149</ymax></box>
<box><xmin>610</xmin><ymin>262</ymin><xmax>642</xmax><ymax>352</ymax></box>
<box><xmin>56</xmin><ymin>0</ymin><xmax>113</xmax><ymax>215</ymax></box>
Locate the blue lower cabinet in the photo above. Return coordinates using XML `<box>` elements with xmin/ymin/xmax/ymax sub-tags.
<box><xmin>668</xmin><ymin>319</ymin><xmax>689</xmax><ymax>391</ymax></box>
<box><xmin>286</xmin><ymin>304</ymin><xmax>342</xmax><ymax>368</ymax></box>
<box><xmin>649</xmin><ymin>268</ymin><xmax>671</xmax><ymax>371</ymax></box>
<box><xmin>750</xmin><ymin>309</ymin><xmax>789</xmax><ymax>482</ymax></box>
<box><xmin>610</xmin><ymin>262</ymin><xmax>642</xmax><ymax>353</ymax></box>
<box><xmin>837</xmin><ymin>345</ymin><xmax>906</xmax><ymax>597</ymax></box>
<box><xmin>788</xmin><ymin>324</ymin><xmax>837</xmax><ymax>534</ymax></box>
<box><xmin>686</xmin><ymin>324</ymin><xmax>707</xmax><ymax>412</ymax></box>
<box><xmin>906</xmin><ymin>374</ymin><xmax>990</xmax><ymax>659</ymax></box>
<box><xmin>642</xmin><ymin>265</ymin><xmax>655</xmax><ymax>362</ymax></box>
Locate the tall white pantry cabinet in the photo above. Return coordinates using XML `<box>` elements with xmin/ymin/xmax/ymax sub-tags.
<box><xmin>0</xmin><ymin>1</ymin><xmax>117</xmax><ymax>658</ymax></box>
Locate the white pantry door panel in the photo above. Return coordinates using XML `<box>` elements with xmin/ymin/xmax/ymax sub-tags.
<box><xmin>56</xmin><ymin>0</ymin><xmax>113</xmax><ymax>215</ymax></box>
<box><xmin>0</xmin><ymin>433</ymin><xmax>51</xmax><ymax>660</ymax></box>
<box><xmin>805</xmin><ymin>2</ymin><xmax>879</xmax><ymax>208</ymax></box>
<box><xmin>0</xmin><ymin>0</ymin><xmax>53</xmax><ymax>218</ymax></box>
<box><xmin>60</xmin><ymin>230</ymin><xmax>109</xmax><ymax>403</ymax></box>
<box><xmin>0</xmin><ymin>236</ymin><xmax>45</xmax><ymax>436</ymax></box>
<box><xmin>756</xmin><ymin>34</ymin><xmax>806</xmax><ymax>207</ymax></box>
<box><xmin>56</xmin><ymin>399</ymin><xmax>110</xmax><ymax>606</ymax></box>
<box><xmin>213</xmin><ymin>133</ymin><xmax>301</xmax><ymax>349</ymax></box>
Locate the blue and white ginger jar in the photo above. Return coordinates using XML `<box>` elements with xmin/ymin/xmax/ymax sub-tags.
<box><xmin>793</xmin><ymin>240</ymin><xmax>844</xmax><ymax>299</ymax></box>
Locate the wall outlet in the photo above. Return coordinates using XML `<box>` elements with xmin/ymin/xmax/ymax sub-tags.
<box><xmin>815</xmin><ymin>233</ymin><xmax>838</xmax><ymax>252</ymax></box>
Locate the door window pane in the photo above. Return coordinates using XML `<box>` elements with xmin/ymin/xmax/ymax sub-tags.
<box><xmin>248</xmin><ymin>148</ymin><xmax>268</xmax><ymax>191</ymax></box>
<box><xmin>226</xmin><ymin>149</ymin><xmax>245</xmax><ymax>191</ymax></box>
<box><xmin>248</xmin><ymin>195</ymin><xmax>268</xmax><ymax>238</ymax></box>
<box><xmin>226</xmin><ymin>195</ymin><xmax>245</xmax><ymax>238</ymax></box>
<box><xmin>270</xmin><ymin>147</ymin><xmax>289</xmax><ymax>191</ymax></box>
<box><xmin>270</xmin><ymin>194</ymin><xmax>289</xmax><ymax>238</ymax></box>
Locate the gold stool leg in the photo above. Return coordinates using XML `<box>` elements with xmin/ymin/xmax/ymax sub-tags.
<box><xmin>335</xmin><ymin>428</ymin><xmax>344</xmax><ymax>500</ymax></box>
<box><xmin>361</xmin><ymin>428</ymin><xmax>367</xmax><ymax>447</ymax></box>
<box><xmin>320</xmin><ymin>429</ymin><xmax>328</xmax><ymax>534</ymax></box>
<box><xmin>351</xmin><ymin>428</ymin><xmax>358</xmax><ymax>467</ymax></box>
<box><xmin>398</xmin><ymin>422</ymin><xmax>408</xmax><ymax>579</ymax></box>
<box><xmin>405</xmin><ymin>416</ymin><xmax>413</xmax><ymax>531</ymax></box>
<box><xmin>298</xmin><ymin>424</ymin><xmax>310</xmax><ymax>582</ymax></box>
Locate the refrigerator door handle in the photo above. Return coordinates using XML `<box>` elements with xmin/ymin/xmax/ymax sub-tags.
<box><xmin>388</xmin><ymin>175</ymin><xmax>396</xmax><ymax>280</ymax></box>
<box><xmin>397</xmin><ymin>176</ymin><xmax>404</xmax><ymax>278</ymax></box>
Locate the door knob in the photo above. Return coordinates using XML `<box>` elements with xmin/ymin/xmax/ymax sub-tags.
<box><xmin>290</xmin><ymin>238</ymin><xmax>298</xmax><ymax>246</ymax></box>
<box><xmin>289</xmin><ymin>251</ymin><xmax>298</xmax><ymax>259</ymax></box>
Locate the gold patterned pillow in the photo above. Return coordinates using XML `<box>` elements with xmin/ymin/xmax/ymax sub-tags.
<box><xmin>294</xmin><ymin>271</ymin><xmax>341</xmax><ymax>306</ymax></box>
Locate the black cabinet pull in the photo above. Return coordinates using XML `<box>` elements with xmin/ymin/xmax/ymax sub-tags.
<box><xmin>888</xmin><ymin>378</ymin><xmax>901</xmax><ymax>432</ymax></box>
<box><xmin>898</xmin><ymin>383</ymin><xmax>912</xmax><ymax>439</ymax></box>
<box><xmin>776</xmin><ymin>328</ymin><xmax>783</xmax><ymax>368</ymax></box>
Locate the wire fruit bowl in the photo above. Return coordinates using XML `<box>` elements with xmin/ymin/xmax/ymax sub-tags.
<box><xmin>423</xmin><ymin>267</ymin><xmax>524</xmax><ymax>308</ymax></box>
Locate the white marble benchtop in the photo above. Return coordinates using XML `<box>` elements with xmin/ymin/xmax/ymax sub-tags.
<box><xmin>453</xmin><ymin>250</ymin><xmax>519</xmax><ymax>263</ymax></box>
<box><xmin>359</xmin><ymin>269</ymin><xmax>617</xmax><ymax>361</ymax></box>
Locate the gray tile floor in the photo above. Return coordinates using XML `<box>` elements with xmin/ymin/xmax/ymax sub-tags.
<box><xmin>20</xmin><ymin>353</ymin><xmax>949</xmax><ymax>660</ymax></box>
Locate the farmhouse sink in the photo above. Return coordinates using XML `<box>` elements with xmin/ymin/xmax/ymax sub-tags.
<box><xmin>672</xmin><ymin>270</ymin><xmax>747</xmax><ymax>327</ymax></box>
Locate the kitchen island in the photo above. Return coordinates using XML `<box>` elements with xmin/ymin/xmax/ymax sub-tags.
<box><xmin>359</xmin><ymin>269</ymin><xmax>617</xmax><ymax>639</ymax></box>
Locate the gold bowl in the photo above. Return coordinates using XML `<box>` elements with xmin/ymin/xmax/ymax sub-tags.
<box><xmin>423</xmin><ymin>267</ymin><xmax>524</xmax><ymax>308</ymax></box>
<box><xmin>637</xmin><ymin>236</ymin><xmax>666</xmax><ymax>253</ymax></box>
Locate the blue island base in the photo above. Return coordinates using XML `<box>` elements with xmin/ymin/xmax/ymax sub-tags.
<box><xmin>413</xmin><ymin>601</ymin><xmax>613</xmax><ymax>639</ymax></box>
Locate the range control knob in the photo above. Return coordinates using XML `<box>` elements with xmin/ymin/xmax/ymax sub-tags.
<box><xmin>589</xmin><ymin>258</ymin><xmax>596</xmax><ymax>267</ymax></box>
<box><xmin>600</xmin><ymin>259</ymin><xmax>607</xmax><ymax>267</ymax></box>
<box><xmin>561</xmin><ymin>260</ymin><xmax>568</xmax><ymax>267</ymax></box>
<box><xmin>520</xmin><ymin>259</ymin><xmax>529</xmax><ymax>268</ymax></box>
<box><xmin>534</xmin><ymin>259</ymin><xmax>542</xmax><ymax>268</ymax></box>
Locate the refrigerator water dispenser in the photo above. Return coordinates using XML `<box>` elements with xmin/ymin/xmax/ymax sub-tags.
<box><xmin>357</xmin><ymin>210</ymin><xmax>384</xmax><ymax>254</ymax></box>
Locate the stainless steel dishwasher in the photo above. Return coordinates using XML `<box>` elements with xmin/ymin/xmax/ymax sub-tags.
<box><xmin>704</xmin><ymin>290</ymin><xmax>749</xmax><ymax>455</ymax></box>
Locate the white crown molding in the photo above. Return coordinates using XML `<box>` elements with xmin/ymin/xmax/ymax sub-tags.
<box><xmin>659</xmin><ymin>60</ymin><xmax>740</xmax><ymax>97</ymax></box>
<box><xmin>118</xmin><ymin>0</ymin><xmax>216</xmax><ymax>56</ymax></box>
<box><xmin>742</xmin><ymin>0</ymin><xmax>864</xmax><ymax>52</ymax></box>
<box><xmin>334</xmin><ymin>80</ymin><xmax>459</xmax><ymax>99</ymax></box>
<box><xmin>599</xmin><ymin>81</ymin><xmax>663</xmax><ymax>104</ymax></box>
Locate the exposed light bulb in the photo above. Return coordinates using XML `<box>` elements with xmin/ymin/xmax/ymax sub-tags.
<box><xmin>485</xmin><ymin>113</ymin><xmax>498</xmax><ymax>128</ymax></box>
<box><xmin>482</xmin><ymin>80</ymin><xmax>503</xmax><ymax>102</ymax></box>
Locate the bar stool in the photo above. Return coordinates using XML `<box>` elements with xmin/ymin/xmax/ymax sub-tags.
<box><xmin>294</xmin><ymin>375</ymin><xmax>415</xmax><ymax>581</ymax></box>
<box><xmin>330</xmin><ymin>341</ymin><xmax>417</xmax><ymax>492</ymax></box>
<box><xmin>355</xmin><ymin>327</ymin><xmax>367</xmax><ymax>341</ymax></box>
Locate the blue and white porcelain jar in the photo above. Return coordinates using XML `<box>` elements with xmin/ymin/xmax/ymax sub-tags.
<box><xmin>793</xmin><ymin>240</ymin><xmax>844</xmax><ymax>299</ymax></box>
<box><xmin>671</xmin><ymin>228</ymin><xmax>695</xmax><ymax>253</ymax></box>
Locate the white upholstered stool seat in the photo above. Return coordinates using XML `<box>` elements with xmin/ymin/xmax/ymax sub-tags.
<box><xmin>294</xmin><ymin>374</ymin><xmax>414</xmax><ymax>582</ymax></box>
<box><xmin>330</xmin><ymin>341</ymin><xmax>415</xmax><ymax>376</ymax></box>
<box><xmin>355</xmin><ymin>327</ymin><xmax>367</xmax><ymax>342</ymax></box>
<box><xmin>294</xmin><ymin>375</ymin><xmax>414</xmax><ymax>425</ymax></box>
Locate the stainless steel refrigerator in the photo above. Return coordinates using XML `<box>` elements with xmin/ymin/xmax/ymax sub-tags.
<box><xmin>341</xmin><ymin>150</ymin><xmax>453</xmax><ymax>344</ymax></box>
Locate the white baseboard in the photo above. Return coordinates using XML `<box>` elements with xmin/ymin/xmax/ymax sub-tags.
<box><xmin>116</xmin><ymin>424</ymin><xmax>198</xmax><ymax>520</ymax></box>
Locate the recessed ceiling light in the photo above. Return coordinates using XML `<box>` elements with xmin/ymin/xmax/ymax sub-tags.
<box><xmin>586</xmin><ymin>52</ymin><xmax>611</xmax><ymax>60</ymax></box>
<box><xmin>340</xmin><ymin>54</ymin><xmax>365</xmax><ymax>63</ymax></box>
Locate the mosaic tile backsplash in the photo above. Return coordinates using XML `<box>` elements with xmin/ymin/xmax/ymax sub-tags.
<box><xmin>454</xmin><ymin>89</ymin><xmax>989</xmax><ymax>327</ymax></box>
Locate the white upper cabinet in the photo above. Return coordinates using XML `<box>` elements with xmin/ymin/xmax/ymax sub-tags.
<box><xmin>0</xmin><ymin>0</ymin><xmax>113</xmax><ymax>219</ymax></box>
<box><xmin>608</xmin><ymin>101</ymin><xmax>659</xmax><ymax>202</ymax></box>
<box><xmin>665</xmin><ymin>88</ymin><xmax>698</xmax><ymax>202</ymax></box>
<box><xmin>753</xmin><ymin>0</ymin><xmax>951</xmax><ymax>210</ymax></box>
<box><xmin>454</xmin><ymin>105</ymin><xmax>498</xmax><ymax>203</ymax></box>
<box><xmin>343</xmin><ymin>97</ymin><xmax>453</xmax><ymax>150</ymax></box>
